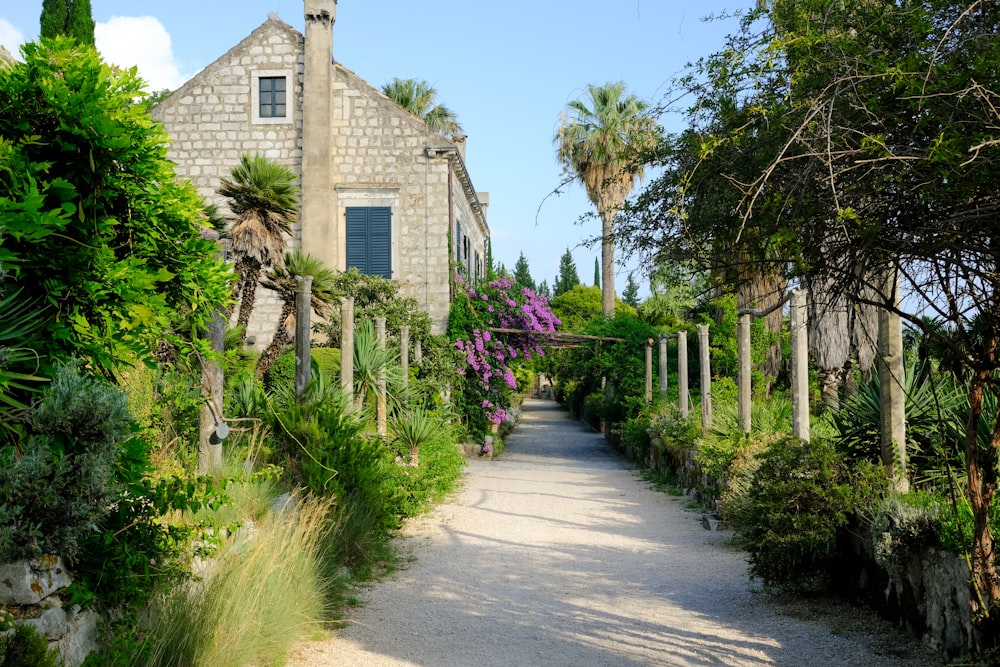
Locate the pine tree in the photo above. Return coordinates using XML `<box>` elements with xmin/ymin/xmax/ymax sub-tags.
<box><xmin>513</xmin><ymin>252</ymin><xmax>535</xmax><ymax>292</ymax></box>
<box><xmin>537</xmin><ymin>280</ymin><xmax>552</xmax><ymax>299</ymax></box>
<box><xmin>623</xmin><ymin>273</ymin><xmax>640</xmax><ymax>307</ymax></box>
<box><xmin>593</xmin><ymin>257</ymin><xmax>600</xmax><ymax>288</ymax></box>
<box><xmin>553</xmin><ymin>248</ymin><xmax>580</xmax><ymax>297</ymax></box>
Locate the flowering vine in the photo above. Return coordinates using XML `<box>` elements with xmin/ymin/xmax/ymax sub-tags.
<box><xmin>448</xmin><ymin>273</ymin><xmax>560</xmax><ymax>434</ymax></box>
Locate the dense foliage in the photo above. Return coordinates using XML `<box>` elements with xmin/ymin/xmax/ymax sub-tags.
<box><xmin>0</xmin><ymin>38</ymin><xmax>229</xmax><ymax>378</ymax></box>
<box><xmin>448</xmin><ymin>273</ymin><xmax>559</xmax><ymax>435</ymax></box>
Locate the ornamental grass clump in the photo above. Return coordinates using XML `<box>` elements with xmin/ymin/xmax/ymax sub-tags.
<box><xmin>141</xmin><ymin>495</ymin><xmax>330</xmax><ymax>667</ymax></box>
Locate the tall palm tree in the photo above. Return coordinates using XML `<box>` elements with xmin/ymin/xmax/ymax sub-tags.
<box><xmin>255</xmin><ymin>250</ymin><xmax>338</xmax><ymax>378</ymax></box>
<box><xmin>555</xmin><ymin>81</ymin><xmax>659</xmax><ymax>317</ymax></box>
<box><xmin>381</xmin><ymin>78</ymin><xmax>463</xmax><ymax>138</ymax></box>
<box><xmin>217</xmin><ymin>153</ymin><xmax>298</xmax><ymax>337</ymax></box>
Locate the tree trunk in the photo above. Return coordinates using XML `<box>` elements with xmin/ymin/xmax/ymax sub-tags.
<box><xmin>236</xmin><ymin>263</ymin><xmax>261</xmax><ymax>337</ymax></box>
<box><xmin>851</xmin><ymin>284</ymin><xmax>880</xmax><ymax>384</ymax></box>
<box><xmin>255</xmin><ymin>301</ymin><xmax>295</xmax><ymax>379</ymax></box>
<box><xmin>601</xmin><ymin>211</ymin><xmax>615</xmax><ymax>317</ymax></box>
<box><xmin>225</xmin><ymin>274</ymin><xmax>243</xmax><ymax>319</ymax></box>
<box><xmin>808</xmin><ymin>276</ymin><xmax>850</xmax><ymax>411</ymax></box>
<box><xmin>966</xmin><ymin>363</ymin><xmax>1000</xmax><ymax>647</ymax></box>
<box><xmin>736</xmin><ymin>266</ymin><xmax>785</xmax><ymax>381</ymax></box>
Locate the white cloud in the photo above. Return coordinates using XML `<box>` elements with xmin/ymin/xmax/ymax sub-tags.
<box><xmin>95</xmin><ymin>16</ymin><xmax>188</xmax><ymax>92</ymax></box>
<box><xmin>0</xmin><ymin>18</ymin><xmax>25</xmax><ymax>59</ymax></box>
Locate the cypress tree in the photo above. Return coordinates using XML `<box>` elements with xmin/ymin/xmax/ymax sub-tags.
<box><xmin>40</xmin><ymin>0</ymin><xmax>94</xmax><ymax>45</ymax></box>
<box><xmin>39</xmin><ymin>0</ymin><xmax>67</xmax><ymax>40</ymax></box>
<box><xmin>66</xmin><ymin>0</ymin><xmax>95</xmax><ymax>46</ymax></box>
<box><xmin>593</xmin><ymin>257</ymin><xmax>600</xmax><ymax>288</ymax></box>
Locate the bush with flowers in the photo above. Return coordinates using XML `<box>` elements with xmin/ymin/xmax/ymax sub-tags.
<box><xmin>447</xmin><ymin>273</ymin><xmax>560</xmax><ymax>437</ymax></box>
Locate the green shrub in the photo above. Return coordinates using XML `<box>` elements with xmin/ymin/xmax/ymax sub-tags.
<box><xmin>739</xmin><ymin>434</ymin><xmax>859</xmax><ymax>591</ymax></box>
<box><xmin>618</xmin><ymin>415</ymin><xmax>651</xmax><ymax>462</ymax></box>
<box><xmin>0</xmin><ymin>624</ymin><xmax>61</xmax><ymax>667</ymax></box>
<box><xmin>0</xmin><ymin>362</ymin><xmax>130</xmax><ymax>562</ymax></box>
<box><xmin>870</xmin><ymin>492</ymin><xmax>942</xmax><ymax>577</ymax></box>
<box><xmin>267</xmin><ymin>377</ymin><xmax>398</xmax><ymax>529</ymax></box>
<box><xmin>320</xmin><ymin>492</ymin><xmax>394</xmax><ymax>576</ymax></box>
<box><xmin>264</xmin><ymin>347</ymin><xmax>340</xmax><ymax>393</ymax></box>
<box><xmin>583</xmin><ymin>391</ymin><xmax>604</xmax><ymax>431</ymax></box>
<box><xmin>388</xmin><ymin>406</ymin><xmax>440</xmax><ymax>459</ymax></box>
<box><xmin>385</xmin><ymin>417</ymin><xmax>464</xmax><ymax>520</ymax></box>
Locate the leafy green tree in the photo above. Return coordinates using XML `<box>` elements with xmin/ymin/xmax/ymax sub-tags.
<box><xmin>512</xmin><ymin>252</ymin><xmax>535</xmax><ymax>292</ymax></box>
<box><xmin>550</xmin><ymin>284</ymin><xmax>602</xmax><ymax>333</ymax></box>
<box><xmin>145</xmin><ymin>88</ymin><xmax>173</xmax><ymax>109</ymax></box>
<box><xmin>555</xmin><ymin>81</ymin><xmax>659</xmax><ymax>317</ymax></box>
<box><xmin>553</xmin><ymin>248</ymin><xmax>580</xmax><ymax>297</ymax></box>
<box><xmin>381</xmin><ymin>78</ymin><xmax>463</xmax><ymax>138</ymax></box>
<box><xmin>217</xmin><ymin>153</ymin><xmax>297</xmax><ymax>337</ymax></box>
<box><xmin>623</xmin><ymin>0</ymin><xmax>1000</xmax><ymax>629</ymax></box>
<box><xmin>638</xmin><ymin>261</ymin><xmax>704</xmax><ymax>329</ymax></box>
<box><xmin>40</xmin><ymin>0</ymin><xmax>94</xmax><ymax>45</ymax></box>
<box><xmin>317</xmin><ymin>268</ymin><xmax>431</xmax><ymax>348</ymax></box>
<box><xmin>256</xmin><ymin>251</ymin><xmax>338</xmax><ymax>379</ymax></box>
<box><xmin>0</xmin><ymin>38</ymin><xmax>229</xmax><ymax>377</ymax></box>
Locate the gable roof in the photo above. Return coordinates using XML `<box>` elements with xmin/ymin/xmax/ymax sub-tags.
<box><xmin>157</xmin><ymin>15</ymin><xmax>302</xmax><ymax>106</ymax></box>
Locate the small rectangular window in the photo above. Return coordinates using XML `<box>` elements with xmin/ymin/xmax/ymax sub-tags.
<box><xmin>259</xmin><ymin>76</ymin><xmax>286</xmax><ymax>118</ymax></box>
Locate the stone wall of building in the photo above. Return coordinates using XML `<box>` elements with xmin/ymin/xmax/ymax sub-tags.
<box><xmin>153</xmin><ymin>19</ymin><xmax>305</xmax><ymax>347</ymax></box>
<box><xmin>326</xmin><ymin>64</ymin><xmax>487</xmax><ymax>333</ymax></box>
<box><xmin>153</xmin><ymin>13</ymin><xmax>491</xmax><ymax>342</ymax></box>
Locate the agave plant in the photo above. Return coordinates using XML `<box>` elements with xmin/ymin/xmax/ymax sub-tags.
<box><xmin>352</xmin><ymin>320</ymin><xmax>416</xmax><ymax>416</ymax></box>
<box><xmin>832</xmin><ymin>362</ymin><xmax>965</xmax><ymax>482</ymax></box>
<box><xmin>388</xmin><ymin>406</ymin><xmax>443</xmax><ymax>459</ymax></box>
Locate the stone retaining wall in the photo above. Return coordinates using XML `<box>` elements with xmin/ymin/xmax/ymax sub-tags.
<box><xmin>631</xmin><ymin>433</ymin><xmax>974</xmax><ymax>656</ymax></box>
<box><xmin>0</xmin><ymin>558</ymin><xmax>98</xmax><ymax>667</ymax></box>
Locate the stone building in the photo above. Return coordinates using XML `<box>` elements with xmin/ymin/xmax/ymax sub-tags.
<box><xmin>152</xmin><ymin>0</ymin><xmax>489</xmax><ymax>344</ymax></box>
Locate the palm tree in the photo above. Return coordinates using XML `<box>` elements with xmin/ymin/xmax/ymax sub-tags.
<box><xmin>217</xmin><ymin>153</ymin><xmax>298</xmax><ymax>337</ymax></box>
<box><xmin>381</xmin><ymin>78</ymin><xmax>463</xmax><ymax>138</ymax></box>
<box><xmin>555</xmin><ymin>81</ymin><xmax>659</xmax><ymax>317</ymax></box>
<box><xmin>255</xmin><ymin>250</ymin><xmax>338</xmax><ymax>379</ymax></box>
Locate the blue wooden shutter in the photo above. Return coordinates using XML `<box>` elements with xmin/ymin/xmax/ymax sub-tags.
<box><xmin>367</xmin><ymin>207</ymin><xmax>391</xmax><ymax>278</ymax></box>
<box><xmin>345</xmin><ymin>206</ymin><xmax>391</xmax><ymax>278</ymax></box>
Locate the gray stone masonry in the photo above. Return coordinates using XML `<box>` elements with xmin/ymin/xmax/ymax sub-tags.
<box><xmin>154</xmin><ymin>9</ymin><xmax>490</xmax><ymax>347</ymax></box>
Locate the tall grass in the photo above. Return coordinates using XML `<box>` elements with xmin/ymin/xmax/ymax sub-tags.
<box><xmin>141</xmin><ymin>495</ymin><xmax>330</xmax><ymax>667</ymax></box>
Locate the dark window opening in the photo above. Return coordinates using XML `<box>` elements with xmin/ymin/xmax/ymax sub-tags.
<box><xmin>259</xmin><ymin>76</ymin><xmax>287</xmax><ymax>118</ymax></box>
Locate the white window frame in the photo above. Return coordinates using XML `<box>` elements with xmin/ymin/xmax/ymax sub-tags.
<box><xmin>251</xmin><ymin>69</ymin><xmax>294</xmax><ymax>125</ymax></box>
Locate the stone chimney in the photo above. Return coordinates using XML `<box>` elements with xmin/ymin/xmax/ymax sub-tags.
<box><xmin>301</xmin><ymin>0</ymin><xmax>338</xmax><ymax>268</ymax></box>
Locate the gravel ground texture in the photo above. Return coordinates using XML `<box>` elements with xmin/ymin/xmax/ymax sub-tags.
<box><xmin>289</xmin><ymin>398</ymin><xmax>946</xmax><ymax>667</ymax></box>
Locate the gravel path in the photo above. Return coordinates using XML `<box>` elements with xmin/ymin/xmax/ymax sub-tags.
<box><xmin>289</xmin><ymin>398</ymin><xmax>944</xmax><ymax>667</ymax></box>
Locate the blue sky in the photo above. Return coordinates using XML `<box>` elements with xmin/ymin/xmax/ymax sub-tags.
<box><xmin>0</xmin><ymin>1</ymin><xmax>746</xmax><ymax>297</ymax></box>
